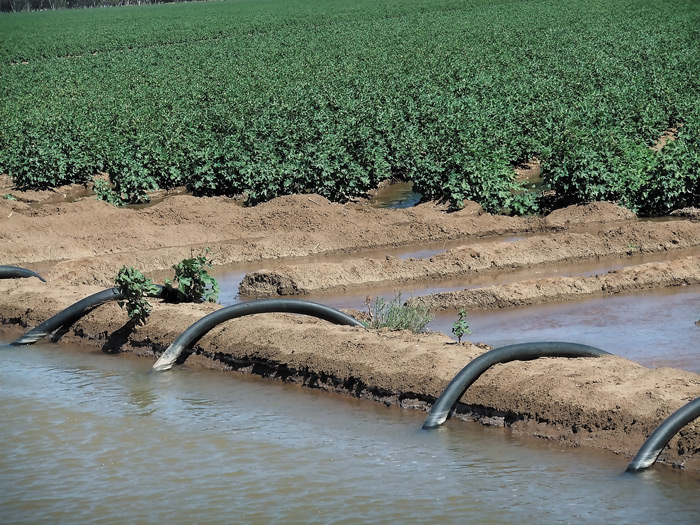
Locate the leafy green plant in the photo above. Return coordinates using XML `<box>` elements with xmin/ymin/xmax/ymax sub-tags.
<box><xmin>165</xmin><ymin>248</ymin><xmax>220</xmax><ymax>303</ymax></box>
<box><xmin>506</xmin><ymin>190</ymin><xmax>541</xmax><ymax>216</ymax></box>
<box><xmin>94</xmin><ymin>177</ymin><xmax>122</xmax><ymax>205</ymax></box>
<box><xmin>365</xmin><ymin>293</ymin><xmax>434</xmax><ymax>333</ymax></box>
<box><xmin>451</xmin><ymin>308</ymin><xmax>471</xmax><ymax>343</ymax></box>
<box><xmin>114</xmin><ymin>266</ymin><xmax>160</xmax><ymax>325</ymax></box>
<box><xmin>2</xmin><ymin>194</ymin><xmax>17</xmax><ymax>200</ymax></box>
<box><xmin>94</xmin><ymin>172</ymin><xmax>154</xmax><ymax>206</ymax></box>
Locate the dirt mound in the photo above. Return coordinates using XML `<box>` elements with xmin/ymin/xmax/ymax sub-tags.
<box><xmin>415</xmin><ymin>256</ymin><xmax>700</xmax><ymax>311</ymax></box>
<box><xmin>239</xmin><ymin>221</ymin><xmax>700</xmax><ymax>297</ymax></box>
<box><xmin>1</xmin><ymin>191</ymin><xmax>539</xmax><ymax>283</ymax></box>
<box><xmin>544</xmin><ymin>201</ymin><xmax>636</xmax><ymax>229</ymax></box>
<box><xmin>672</xmin><ymin>207</ymin><xmax>700</xmax><ymax>221</ymax></box>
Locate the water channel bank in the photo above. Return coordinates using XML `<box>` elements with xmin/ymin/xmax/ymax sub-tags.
<box><xmin>2</xmin><ymin>279</ymin><xmax>700</xmax><ymax>473</ymax></box>
<box><xmin>2</xmin><ymin>190</ymin><xmax>700</xmax><ymax>473</ymax></box>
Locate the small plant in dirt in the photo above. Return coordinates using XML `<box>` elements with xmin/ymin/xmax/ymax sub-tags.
<box><xmin>114</xmin><ymin>266</ymin><xmax>160</xmax><ymax>325</ymax></box>
<box><xmin>165</xmin><ymin>248</ymin><xmax>220</xmax><ymax>303</ymax></box>
<box><xmin>452</xmin><ymin>308</ymin><xmax>471</xmax><ymax>343</ymax></box>
<box><xmin>2</xmin><ymin>194</ymin><xmax>17</xmax><ymax>200</ymax></box>
<box><xmin>364</xmin><ymin>293</ymin><xmax>434</xmax><ymax>333</ymax></box>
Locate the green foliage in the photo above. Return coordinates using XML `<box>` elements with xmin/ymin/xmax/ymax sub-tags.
<box><xmin>1</xmin><ymin>0</ymin><xmax>699</xmax><ymax>215</ymax></box>
<box><xmin>2</xmin><ymin>193</ymin><xmax>17</xmax><ymax>200</ymax></box>
<box><xmin>451</xmin><ymin>308</ymin><xmax>471</xmax><ymax>344</ymax></box>
<box><xmin>366</xmin><ymin>293</ymin><xmax>434</xmax><ymax>333</ymax></box>
<box><xmin>165</xmin><ymin>248</ymin><xmax>220</xmax><ymax>303</ymax></box>
<box><xmin>94</xmin><ymin>171</ymin><xmax>155</xmax><ymax>206</ymax></box>
<box><xmin>114</xmin><ymin>266</ymin><xmax>160</xmax><ymax>325</ymax></box>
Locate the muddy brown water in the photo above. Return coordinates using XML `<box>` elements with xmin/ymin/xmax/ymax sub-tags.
<box><xmin>369</xmin><ymin>181</ymin><xmax>422</xmax><ymax>208</ymax></box>
<box><xmin>2</xmin><ymin>342</ymin><xmax>699</xmax><ymax>523</ymax></box>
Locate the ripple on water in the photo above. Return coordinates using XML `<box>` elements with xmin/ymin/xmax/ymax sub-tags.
<box><xmin>1</xmin><ymin>343</ymin><xmax>699</xmax><ymax>523</ymax></box>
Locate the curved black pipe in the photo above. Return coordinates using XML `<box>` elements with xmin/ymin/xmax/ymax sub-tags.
<box><xmin>0</xmin><ymin>265</ymin><xmax>47</xmax><ymax>282</ymax></box>
<box><xmin>422</xmin><ymin>342</ymin><xmax>610</xmax><ymax>429</ymax></box>
<box><xmin>626</xmin><ymin>397</ymin><xmax>700</xmax><ymax>472</ymax></box>
<box><xmin>152</xmin><ymin>298</ymin><xmax>365</xmax><ymax>371</ymax></box>
<box><xmin>11</xmin><ymin>285</ymin><xmax>164</xmax><ymax>346</ymax></box>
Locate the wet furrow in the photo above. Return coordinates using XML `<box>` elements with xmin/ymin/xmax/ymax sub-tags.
<box><xmin>238</xmin><ymin>221</ymin><xmax>700</xmax><ymax>297</ymax></box>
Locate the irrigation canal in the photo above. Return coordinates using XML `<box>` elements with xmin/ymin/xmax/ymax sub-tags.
<box><xmin>2</xmin><ymin>341</ymin><xmax>699</xmax><ymax>522</ymax></box>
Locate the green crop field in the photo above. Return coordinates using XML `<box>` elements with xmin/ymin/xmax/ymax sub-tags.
<box><xmin>1</xmin><ymin>0</ymin><xmax>699</xmax><ymax>213</ymax></box>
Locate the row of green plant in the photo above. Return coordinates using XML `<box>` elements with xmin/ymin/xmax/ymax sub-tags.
<box><xmin>114</xmin><ymin>248</ymin><xmax>219</xmax><ymax>325</ymax></box>
<box><xmin>2</xmin><ymin>0</ymin><xmax>699</xmax><ymax>214</ymax></box>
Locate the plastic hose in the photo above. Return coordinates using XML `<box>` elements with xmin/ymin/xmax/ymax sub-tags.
<box><xmin>422</xmin><ymin>342</ymin><xmax>610</xmax><ymax>429</ymax></box>
<box><xmin>0</xmin><ymin>265</ymin><xmax>47</xmax><ymax>282</ymax></box>
<box><xmin>626</xmin><ymin>396</ymin><xmax>700</xmax><ymax>472</ymax></box>
<box><xmin>152</xmin><ymin>298</ymin><xmax>365</xmax><ymax>371</ymax></box>
<box><xmin>12</xmin><ymin>285</ymin><xmax>164</xmax><ymax>346</ymax></box>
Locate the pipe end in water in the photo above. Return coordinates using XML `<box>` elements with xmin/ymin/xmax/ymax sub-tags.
<box><xmin>152</xmin><ymin>357</ymin><xmax>174</xmax><ymax>371</ymax></box>
<box><xmin>11</xmin><ymin>335</ymin><xmax>41</xmax><ymax>346</ymax></box>
<box><xmin>422</xmin><ymin>412</ymin><xmax>448</xmax><ymax>430</ymax></box>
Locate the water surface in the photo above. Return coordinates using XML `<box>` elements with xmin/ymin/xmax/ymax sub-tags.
<box><xmin>430</xmin><ymin>285</ymin><xmax>700</xmax><ymax>373</ymax></box>
<box><xmin>1</xmin><ymin>343</ymin><xmax>699</xmax><ymax>523</ymax></box>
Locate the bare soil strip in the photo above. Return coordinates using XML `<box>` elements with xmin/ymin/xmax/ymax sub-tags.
<box><xmin>1</xmin><ymin>279</ymin><xmax>699</xmax><ymax>472</ymax></box>
<box><xmin>1</xmin><ymin>189</ymin><xmax>639</xmax><ymax>286</ymax></box>
<box><xmin>239</xmin><ymin>221</ymin><xmax>700</xmax><ymax>297</ymax></box>
<box><xmin>0</xmin><ymin>191</ymin><xmax>536</xmax><ymax>284</ymax></box>
<box><xmin>413</xmin><ymin>256</ymin><xmax>700</xmax><ymax>311</ymax></box>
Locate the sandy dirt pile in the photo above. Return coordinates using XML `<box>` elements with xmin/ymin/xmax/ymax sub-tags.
<box><xmin>1</xmin><ymin>278</ymin><xmax>699</xmax><ymax>472</ymax></box>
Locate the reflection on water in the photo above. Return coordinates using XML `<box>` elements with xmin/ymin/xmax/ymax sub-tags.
<box><xmin>1</xmin><ymin>343</ymin><xmax>699</xmax><ymax>523</ymax></box>
<box><xmin>369</xmin><ymin>182</ymin><xmax>422</xmax><ymax>209</ymax></box>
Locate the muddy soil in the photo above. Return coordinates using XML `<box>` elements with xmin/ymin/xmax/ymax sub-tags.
<box><xmin>1</xmin><ymin>188</ymin><xmax>636</xmax><ymax>285</ymax></box>
<box><xmin>1</xmin><ymin>188</ymin><xmax>534</xmax><ymax>284</ymax></box>
<box><xmin>239</xmin><ymin>221</ymin><xmax>700</xmax><ymax>297</ymax></box>
<box><xmin>2</xmin><ymin>186</ymin><xmax>700</xmax><ymax>472</ymax></box>
<box><xmin>414</xmin><ymin>256</ymin><xmax>700</xmax><ymax>311</ymax></box>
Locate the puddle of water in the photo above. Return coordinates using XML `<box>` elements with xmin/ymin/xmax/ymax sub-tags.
<box><xmin>429</xmin><ymin>285</ymin><xmax>700</xmax><ymax>374</ymax></box>
<box><xmin>391</xmin><ymin>235</ymin><xmax>527</xmax><ymax>261</ymax></box>
<box><xmin>369</xmin><ymin>181</ymin><xmax>422</xmax><ymax>208</ymax></box>
<box><xmin>24</xmin><ymin>186</ymin><xmax>95</xmax><ymax>208</ymax></box>
<box><xmin>1</xmin><ymin>342</ymin><xmax>699</xmax><ymax>523</ymax></box>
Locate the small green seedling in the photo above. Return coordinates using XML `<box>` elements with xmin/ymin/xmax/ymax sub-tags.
<box><xmin>365</xmin><ymin>292</ymin><xmax>434</xmax><ymax>333</ymax></box>
<box><xmin>165</xmin><ymin>247</ymin><xmax>220</xmax><ymax>303</ymax></box>
<box><xmin>114</xmin><ymin>266</ymin><xmax>160</xmax><ymax>325</ymax></box>
<box><xmin>452</xmin><ymin>308</ymin><xmax>471</xmax><ymax>343</ymax></box>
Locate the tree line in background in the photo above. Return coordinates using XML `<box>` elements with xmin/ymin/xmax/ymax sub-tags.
<box><xmin>0</xmin><ymin>0</ymin><xmax>200</xmax><ymax>13</ymax></box>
